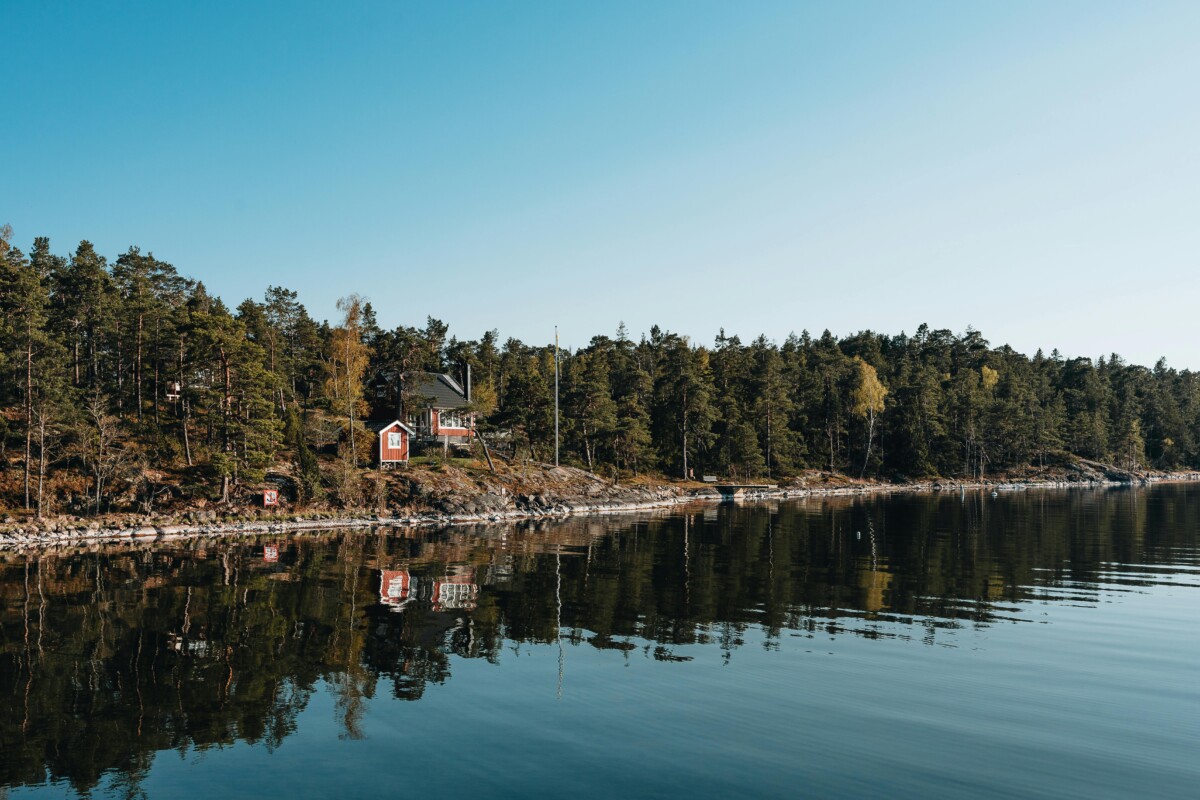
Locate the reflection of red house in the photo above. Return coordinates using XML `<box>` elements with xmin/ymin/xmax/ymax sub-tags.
<box><xmin>380</xmin><ymin>570</ymin><xmax>412</xmax><ymax>611</ymax></box>
<box><xmin>366</xmin><ymin>420</ymin><xmax>414</xmax><ymax>466</ymax></box>
<box><xmin>432</xmin><ymin>567</ymin><xmax>478</xmax><ymax>611</ymax></box>
<box><xmin>378</xmin><ymin>567</ymin><xmax>478</xmax><ymax>612</ymax></box>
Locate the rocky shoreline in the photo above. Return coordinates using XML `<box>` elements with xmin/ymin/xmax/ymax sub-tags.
<box><xmin>3</xmin><ymin>466</ymin><xmax>1198</xmax><ymax>550</ymax></box>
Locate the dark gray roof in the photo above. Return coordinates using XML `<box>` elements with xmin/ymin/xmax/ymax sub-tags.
<box><xmin>406</xmin><ymin>372</ymin><xmax>468</xmax><ymax>408</ymax></box>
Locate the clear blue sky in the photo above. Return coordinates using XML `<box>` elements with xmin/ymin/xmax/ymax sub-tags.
<box><xmin>6</xmin><ymin>1</ymin><xmax>1200</xmax><ymax>366</ymax></box>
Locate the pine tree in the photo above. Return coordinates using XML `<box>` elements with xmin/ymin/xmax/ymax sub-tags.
<box><xmin>52</xmin><ymin>241</ymin><xmax>113</xmax><ymax>394</ymax></box>
<box><xmin>609</xmin><ymin>326</ymin><xmax>654</xmax><ymax>475</ymax></box>
<box><xmin>750</xmin><ymin>337</ymin><xmax>800</xmax><ymax>476</ymax></box>
<box><xmin>564</xmin><ymin>349</ymin><xmax>617</xmax><ymax>470</ymax></box>
<box><xmin>654</xmin><ymin>336</ymin><xmax>716</xmax><ymax>479</ymax></box>
<box><xmin>0</xmin><ymin>241</ymin><xmax>54</xmax><ymax>509</ymax></box>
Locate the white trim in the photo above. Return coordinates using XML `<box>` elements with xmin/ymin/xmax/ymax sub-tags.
<box><xmin>375</xmin><ymin>419</ymin><xmax>415</xmax><ymax>435</ymax></box>
<box><xmin>439</xmin><ymin>373</ymin><xmax>466</xmax><ymax>396</ymax></box>
<box><xmin>438</xmin><ymin>411</ymin><xmax>468</xmax><ymax>430</ymax></box>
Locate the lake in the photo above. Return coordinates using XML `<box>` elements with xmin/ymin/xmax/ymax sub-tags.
<box><xmin>1</xmin><ymin>485</ymin><xmax>1198</xmax><ymax>799</ymax></box>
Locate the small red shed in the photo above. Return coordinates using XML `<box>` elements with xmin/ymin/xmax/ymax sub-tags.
<box><xmin>366</xmin><ymin>419</ymin><xmax>414</xmax><ymax>466</ymax></box>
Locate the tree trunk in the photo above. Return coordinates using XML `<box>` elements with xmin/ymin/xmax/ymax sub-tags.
<box><xmin>35</xmin><ymin>407</ymin><xmax>47</xmax><ymax>520</ymax></box>
<box><xmin>183</xmin><ymin>400</ymin><xmax>193</xmax><ymax>467</ymax></box>
<box><xmin>221</xmin><ymin>345</ymin><xmax>232</xmax><ymax>470</ymax></box>
<box><xmin>861</xmin><ymin>409</ymin><xmax>875</xmax><ymax>479</ymax></box>
<box><xmin>346</xmin><ymin>339</ymin><xmax>357</xmax><ymax>465</ymax></box>
<box><xmin>115</xmin><ymin>318</ymin><xmax>123</xmax><ymax>414</ymax></box>
<box><xmin>476</xmin><ymin>429</ymin><xmax>496</xmax><ymax>474</ymax></box>
<box><xmin>681</xmin><ymin>384</ymin><xmax>689</xmax><ymax>480</ymax></box>
<box><xmin>681</xmin><ymin>419</ymin><xmax>689</xmax><ymax>480</ymax></box>
<box><xmin>828</xmin><ymin>425</ymin><xmax>835</xmax><ymax>474</ymax></box>
<box><xmin>154</xmin><ymin>316</ymin><xmax>161</xmax><ymax>427</ymax></box>
<box><xmin>24</xmin><ymin>334</ymin><xmax>33</xmax><ymax>510</ymax></box>
<box><xmin>136</xmin><ymin>312</ymin><xmax>144</xmax><ymax>422</ymax></box>
<box><xmin>766</xmin><ymin>405</ymin><xmax>773</xmax><ymax>478</ymax></box>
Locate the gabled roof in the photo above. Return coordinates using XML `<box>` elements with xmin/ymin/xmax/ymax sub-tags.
<box><xmin>406</xmin><ymin>372</ymin><xmax>468</xmax><ymax>409</ymax></box>
<box><xmin>364</xmin><ymin>419</ymin><xmax>415</xmax><ymax>434</ymax></box>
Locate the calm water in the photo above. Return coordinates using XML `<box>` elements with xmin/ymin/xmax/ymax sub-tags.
<box><xmin>1</xmin><ymin>486</ymin><xmax>1198</xmax><ymax>799</ymax></box>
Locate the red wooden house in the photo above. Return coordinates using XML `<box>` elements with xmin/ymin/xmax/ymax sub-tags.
<box><xmin>366</xmin><ymin>419</ymin><xmax>414</xmax><ymax>466</ymax></box>
<box><xmin>370</xmin><ymin>369</ymin><xmax>476</xmax><ymax>446</ymax></box>
<box><xmin>405</xmin><ymin>372</ymin><xmax>475</xmax><ymax>444</ymax></box>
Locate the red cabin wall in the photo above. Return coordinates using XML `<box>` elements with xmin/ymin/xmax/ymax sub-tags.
<box><xmin>431</xmin><ymin>409</ymin><xmax>473</xmax><ymax>437</ymax></box>
<box><xmin>378</xmin><ymin>424</ymin><xmax>409</xmax><ymax>462</ymax></box>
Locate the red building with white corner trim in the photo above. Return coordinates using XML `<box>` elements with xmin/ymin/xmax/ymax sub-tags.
<box><xmin>366</xmin><ymin>419</ymin><xmax>414</xmax><ymax>466</ymax></box>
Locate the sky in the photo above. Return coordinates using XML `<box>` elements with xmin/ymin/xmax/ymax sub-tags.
<box><xmin>6</xmin><ymin>1</ymin><xmax>1200</xmax><ymax>366</ymax></box>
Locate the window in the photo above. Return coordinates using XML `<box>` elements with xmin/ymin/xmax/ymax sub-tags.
<box><xmin>439</xmin><ymin>411</ymin><xmax>468</xmax><ymax>430</ymax></box>
<box><xmin>387</xmin><ymin>432</ymin><xmax>403</xmax><ymax>449</ymax></box>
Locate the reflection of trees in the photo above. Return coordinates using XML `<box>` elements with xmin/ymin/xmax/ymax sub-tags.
<box><xmin>0</xmin><ymin>485</ymin><xmax>1196</xmax><ymax>793</ymax></box>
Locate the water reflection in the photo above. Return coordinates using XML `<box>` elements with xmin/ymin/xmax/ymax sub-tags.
<box><xmin>1</xmin><ymin>486</ymin><xmax>1198</xmax><ymax>794</ymax></box>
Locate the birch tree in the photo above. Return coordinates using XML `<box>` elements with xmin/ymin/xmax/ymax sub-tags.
<box><xmin>852</xmin><ymin>356</ymin><xmax>887</xmax><ymax>478</ymax></box>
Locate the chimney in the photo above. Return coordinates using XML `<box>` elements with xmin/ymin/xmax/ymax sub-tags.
<box><xmin>466</xmin><ymin>363</ymin><xmax>472</xmax><ymax>403</ymax></box>
<box><xmin>396</xmin><ymin>372</ymin><xmax>404</xmax><ymax>421</ymax></box>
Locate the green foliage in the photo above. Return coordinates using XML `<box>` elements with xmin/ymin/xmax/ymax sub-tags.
<box><xmin>285</xmin><ymin>408</ymin><xmax>322</xmax><ymax>501</ymax></box>
<box><xmin>4</xmin><ymin>227</ymin><xmax>1200</xmax><ymax>516</ymax></box>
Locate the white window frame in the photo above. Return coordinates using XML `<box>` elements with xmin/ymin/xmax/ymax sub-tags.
<box><xmin>387</xmin><ymin>431</ymin><xmax>403</xmax><ymax>449</ymax></box>
<box><xmin>438</xmin><ymin>410</ymin><xmax>468</xmax><ymax>430</ymax></box>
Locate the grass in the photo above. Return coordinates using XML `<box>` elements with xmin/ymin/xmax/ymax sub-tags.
<box><xmin>407</xmin><ymin>456</ymin><xmax>485</xmax><ymax>469</ymax></box>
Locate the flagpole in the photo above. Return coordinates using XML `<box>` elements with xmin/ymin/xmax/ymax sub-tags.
<box><xmin>554</xmin><ymin>326</ymin><xmax>560</xmax><ymax>467</ymax></box>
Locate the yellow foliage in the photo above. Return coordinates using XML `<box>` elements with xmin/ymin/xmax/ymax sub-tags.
<box><xmin>852</xmin><ymin>357</ymin><xmax>887</xmax><ymax>418</ymax></box>
<box><xmin>470</xmin><ymin>379</ymin><xmax>498</xmax><ymax>417</ymax></box>
<box><xmin>325</xmin><ymin>295</ymin><xmax>371</xmax><ymax>424</ymax></box>
<box><xmin>981</xmin><ymin>365</ymin><xmax>999</xmax><ymax>391</ymax></box>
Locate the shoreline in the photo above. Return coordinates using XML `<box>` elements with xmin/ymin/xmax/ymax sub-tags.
<box><xmin>3</xmin><ymin>470</ymin><xmax>1199</xmax><ymax>551</ymax></box>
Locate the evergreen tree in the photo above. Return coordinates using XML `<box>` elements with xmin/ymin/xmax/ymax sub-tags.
<box><xmin>563</xmin><ymin>349</ymin><xmax>617</xmax><ymax>470</ymax></box>
<box><xmin>609</xmin><ymin>325</ymin><xmax>654</xmax><ymax>475</ymax></box>
<box><xmin>654</xmin><ymin>335</ymin><xmax>716</xmax><ymax>479</ymax></box>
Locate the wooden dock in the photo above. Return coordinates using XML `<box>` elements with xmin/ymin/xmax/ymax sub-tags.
<box><xmin>715</xmin><ymin>484</ymin><xmax>779</xmax><ymax>501</ymax></box>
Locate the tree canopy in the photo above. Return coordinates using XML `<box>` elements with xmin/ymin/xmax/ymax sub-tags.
<box><xmin>3</xmin><ymin>231</ymin><xmax>1200</xmax><ymax>516</ymax></box>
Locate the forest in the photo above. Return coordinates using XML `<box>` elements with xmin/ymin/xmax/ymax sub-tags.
<box><xmin>2</xmin><ymin>229</ymin><xmax>1198</xmax><ymax>517</ymax></box>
